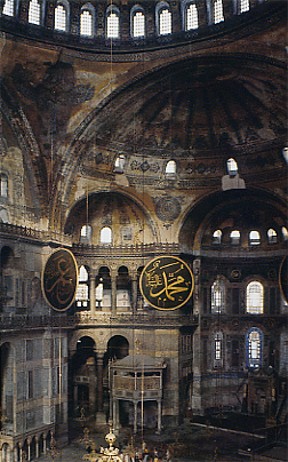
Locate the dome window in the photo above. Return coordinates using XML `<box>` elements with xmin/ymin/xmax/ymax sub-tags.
<box><xmin>165</xmin><ymin>160</ymin><xmax>176</xmax><ymax>177</ymax></box>
<box><xmin>226</xmin><ymin>158</ymin><xmax>238</xmax><ymax>176</ymax></box>
<box><xmin>212</xmin><ymin>229</ymin><xmax>222</xmax><ymax>244</ymax></box>
<box><xmin>230</xmin><ymin>230</ymin><xmax>240</xmax><ymax>245</ymax></box>
<box><xmin>0</xmin><ymin>174</ymin><xmax>8</xmax><ymax>198</ymax></box>
<box><xmin>213</xmin><ymin>0</ymin><xmax>224</xmax><ymax>24</ymax></box>
<box><xmin>132</xmin><ymin>9</ymin><xmax>145</xmax><ymax>38</ymax></box>
<box><xmin>114</xmin><ymin>155</ymin><xmax>126</xmax><ymax>174</ymax></box>
<box><xmin>106</xmin><ymin>7</ymin><xmax>120</xmax><ymax>39</ymax></box>
<box><xmin>55</xmin><ymin>2</ymin><xmax>68</xmax><ymax>32</ymax></box>
<box><xmin>2</xmin><ymin>0</ymin><xmax>14</xmax><ymax>16</ymax></box>
<box><xmin>80</xmin><ymin>7</ymin><xmax>94</xmax><ymax>37</ymax></box>
<box><xmin>100</xmin><ymin>226</ymin><xmax>112</xmax><ymax>245</ymax></box>
<box><xmin>249</xmin><ymin>230</ymin><xmax>260</xmax><ymax>246</ymax></box>
<box><xmin>186</xmin><ymin>3</ymin><xmax>199</xmax><ymax>30</ymax></box>
<box><xmin>158</xmin><ymin>6</ymin><xmax>172</xmax><ymax>36</ymax></box>
<box><xmin>282</xmin><ymin>226</ymin><xmax>288</xmax><ymax>241</ymax></box>
<box><xmin>240</xmin><ymin>0</ymin><xmax>250</xmax><ymax>14</ymax></box>
<box><xmin>80</xmin><ymin>224</ymin><xmax>92</xmax><ymax>243</ymax></box>
<box><xmin>28</xmin><ymin>0</ymin><xmax>41</xmax><ymax>25</ymax></box>
<box><xmin>267</xmin><ymin>228</ymin><xmax>277</xmax><ymax>244</ymax></box>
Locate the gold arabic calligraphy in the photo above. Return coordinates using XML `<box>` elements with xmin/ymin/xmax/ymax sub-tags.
<box><xmin>43</xmin><ymin>249</ymin><xmax>77</xmax><ymax>310</ymax></box>
<box><xmin>140</xmin><ymin>256</ymin><xmax>194</xmax><ymax>310</ymax></box>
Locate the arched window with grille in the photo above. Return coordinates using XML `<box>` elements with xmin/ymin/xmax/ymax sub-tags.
<box><xmin>211</xmin><ymin>278</ymin><xmax>225</xmax><ymax>313</ymax></box>
<box><xmin>212</xmin><ymin>229</ymin><xmax>222</xmax><ymax>244</ymax></box>
<box><xmin>100</xmin><ymin>226</ymin><xmax>112</xmax><ymax>245</ymax></box>
<box><xmin>227</xmin><ymin>158</ymin><xmax>238</xmax><ymax>176</ymax></box>
<box><xmin>106</xmin><ymin>6</ymin><xmax>120</xmax><ymax>39</ymax></box>
<box><xmin>114</xmin><ymin>154</ymin><xmax>126</xmax><ymax>173</ymax></box>
<box><xmin>131</xmin><ymin>7</ymin><xmax>145</xmax><ymax>38</ymax></box>
<box><xmin>239</xmin><ymin>0</ymin><xmax>250</xmax><ymax>14</ymax></box>
<box><xmin>55</xmin><ymin>1</ymin><xmax>69</xmax><ymax>32</ymax></box>
<box><xmin>0</xmin><ymin>174</ymin><xmax>8</xmax><ymax>198</ymax></box>
<box><xmin>28</xmin><ymin>0</ymin><xmax>41</xmax><ymax>25</ymax></box>
<box><xmin>230</xmin><ymin>230</ymin><xmax>240</xmax><ymax>245</ymax></box>
<box><xmin>249</xmin><ymin>230</ymin><xmax>261</xmax><ymax>246</ymax></box>
<box><xmin>213</xmin><ymin>0</ymin><xmax>224</xmax><ymax>24</ymax></box>
<box><xmin>246</xmin><ymin>328</ymin><xmax>263</xmax><ymax>368</ymax></box>
<box><xmin>80</xmin><ymin>224</ymin><xmax>92</xmax><ymax>243</ymax></box>
<box><xmin>185</xmin><ymin>2</ymin><xmax>198</xmax><ymax>30</ymax></box>
<box><xmin>76</xmin><ymin>265</ymin><xmax>89</xmax><ymax>309</ymax></box>
<box><xmin>281</xmin><ymin>226</ymin><xmax>288</xmax><ymax>241</ymax></box>
<box><xmin>246</xmin><ymin>281</ymin><xmax>264</xmax><ymax>314</ymax></box>
<box><xmin>157</xmin><ymin>3</ymin><xmax>172</xmax><ymax>36</ymax></box>
<box><xmin>214</xmin><ymin>332</ymin><xmax>223</xmax><ymax>360</ymax></box>
<box><xmin>165</xmin><ymin>160</ymin><xmax>176</xmax><ymax>177</ymax></box>
<box><xmin>80</xmin><ymin>4</ymin><xmax>95</xmax><ymax>37</ymax></box>
<box><xmin>2</xmin><ymin>0</ymin><xmax>14</xmax><ymax>16</ymax></box>
<box><xmin>267</xmin><ymin>228</ymin><xmax>277</xmax><ymax>244</ymax></box>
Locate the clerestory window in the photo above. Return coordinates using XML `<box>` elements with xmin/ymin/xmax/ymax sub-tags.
<box><xmin>80</xmin><ymin>8</ymin><xmax>94</xmax><ymax>37</ymax></box>
<box><xmin>2</xmin><ymin>0</ymin><xmax>14</xmax><ymax>16</ymax></box>
<box><xmin>186</xmin><ymin>3</ymin><xmax>198</xmax><ymax>30</ymax></box>
<box><xmin>100</xmin><ymin>226</ymin><xmax>112</xmax><ymax>245</ymax></box>
<box><xmin>132</xmin><ymin>9</ymin><xmax>145</xmax><ymax>38</ymax></box>
<box><xmin>213</xmin><ymin>0</ymin><xmax>224</xmax><ymax>24</ymax></box>
<box><xmin>267</xmin><ymin>228</ymin><xmax>277</xmax><ymax>244</ymax></box>
<box><xmin>107</xmin><ymin>8</ymin><xmax>120</xmax><ymax>39</ymax></box>
<box><xmin>0</xmin><ymin>174</ymin><xmax>8</xmax><ymax>198</ymax></box>
<box><xmin>212</xmin><ymin>229</ymin><xmax>222</xmax><ymax>244</ymax></box>
<box><xmin>246</xmin><ymin>281</ymin><xmax>264</xmax><ymax>314</ymax></box>
<box><xmin>211</xmin><ymin>279</ymin><xmax>225</xmax><ymax>313</ymax></box>
<box><xmin>159</xmin><ymin>7</ymin><xmax>172</xmax><ymax>35</ymax></box>
<box><xmin>28</xmin><ymin>0</ymin><xmax>41</xmax><ymax>25</ymax></box>
<box><xmin>55</xmin><ymin>3</ymin><xmax>68</xmax><ymax>32</ymax></box>
<box><xmin>239</xmin><ymin>0</ymin><xmax>250</xmax><ymax>14</ymax></box>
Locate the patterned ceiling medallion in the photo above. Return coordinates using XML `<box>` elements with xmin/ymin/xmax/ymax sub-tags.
<box><xmin>155</xmin><ymin>196</ymin><xmax>181</xmax><ymax>222</ymax></box>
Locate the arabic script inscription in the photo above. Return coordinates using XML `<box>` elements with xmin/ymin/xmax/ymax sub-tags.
<box><xmin>42</xmin><ymin>249</ymin><xmax>78</xmax><ymax>311</ymax></box>
<box><xmin>140</xmin><ymin>256</ymin><xmax>194</xmax><ymax>310</ymax></box>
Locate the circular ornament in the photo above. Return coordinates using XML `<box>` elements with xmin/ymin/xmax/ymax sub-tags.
<box><xmin>139</xmin><ymin>255</ymin><xmax>194</xmax><ymax>310</ymax></box>
<box><xmin>155</xmin><ymin>197</ymin><xmax>181</xmax><ymax>222</ymax></box>
<box><xmin>42</xmin><ymin>248</ymin><xmax>78</xmax><ymax>311</ymax></box>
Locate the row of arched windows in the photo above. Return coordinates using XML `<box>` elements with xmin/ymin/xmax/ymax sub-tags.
<box><xmin>212</xmin><ymin>227</ymin><xmax>288</xmax><ymax>246</ymax></box>
<box><xmin>213</xmin><ymin>328</ymin><xmax>263</xmax><ymax>368</ymax></box>
<box><xmin>211</xmin><ymin>279</ymin><xmax>266</xmax><ymax>314</ymax></box>
<box><xmin>2</xmin><ymin>0</ymin><xmax>255</xmax><ymax>39</ymax></box>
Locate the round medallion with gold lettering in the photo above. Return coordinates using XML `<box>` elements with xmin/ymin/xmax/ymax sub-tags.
<box><xmin>42</xmin><ymin>248</ymin><xmax>78</xmax><ymax>311</ymax></box>
<box><xmin>139</xmin><ymin>255</ymin><xmax>194</xmax><ymax>310</ymax></box>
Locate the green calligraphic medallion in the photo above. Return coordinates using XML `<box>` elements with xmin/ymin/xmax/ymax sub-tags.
<box><xmin>139</xmin><ymin>255</ymin><xmax>194</xmax><ymax>310</ymax></box>
<box><xmin>42</xmin><ymin>248</ymin><xmax>78</xmax><ymax>311</ymax></box>
<box><xmin>279</xmin><ymin>255</ymin><xmax>288</xmax><ymax>304</ymax></box>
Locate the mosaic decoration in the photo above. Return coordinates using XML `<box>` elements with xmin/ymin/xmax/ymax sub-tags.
<box><xmin>155</xmin><ymin>196</ymin><xmax>181</xmax><ymax>222</ymax></box>
<box><xmin>139</xmin><ymin>255</ymin><xmax>194</xmax><ymax>310</ymax></box>
<box><xmin>42</xmin><ymin>248</ymin><xmax>78</xmax><ymax>311</ymax></box>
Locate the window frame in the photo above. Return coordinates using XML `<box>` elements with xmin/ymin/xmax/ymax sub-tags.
<box><xmin>246</xmin><ymin>327</ymin><xmax>263</xmax><ymax>369</ymax></box>
<box><xmin>156</xmin><ymin>2</ymin><xmax>172</xmax><ymax>36</ymax></box>
<box><xmin>246</xmin><ymin>281</ymin><xmax>264</xmax><ymax>314</ymax></box>
<box><xmin>106</xmin><ymin>5</ymin><xmax>120</xmax><ymax>39</ymax></box>
<box><xmin>80</xmin><ymin>4</ymin><xmax>95</xmax><ymax>38</ymax></box>
<box><xmin>130</xmin><ymin>6</ymin><xmax>145</xmax><ymax>39</ymax></box>
<box><xmin>54</xmin><ymin>0</ymin><xmax>70</xmax><ymax>33</ymax></box>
